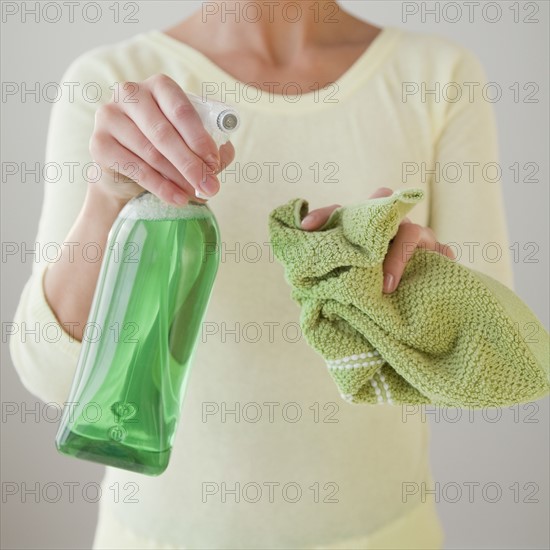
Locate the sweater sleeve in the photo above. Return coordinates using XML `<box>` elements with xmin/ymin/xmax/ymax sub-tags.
<box><xmin>9</xmin><ymin>49</ymin><xmax>116</xmax><ymax>405</ymax></box>
<box><xmin>427</xmin><ymin>48</ymin><xmax>515</xmax><ymax>291</ymax></box>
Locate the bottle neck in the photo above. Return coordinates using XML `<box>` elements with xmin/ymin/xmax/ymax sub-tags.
<box><xmin>120</xmin><ymin>191</ymin><xmax>212</xmax><ymax>221</ymax></box>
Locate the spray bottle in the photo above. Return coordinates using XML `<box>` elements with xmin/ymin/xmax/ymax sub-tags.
<box><xmin>55</xmin><ymin>93</ymin><xmax>240</xmax><ymax>476</ymax></box>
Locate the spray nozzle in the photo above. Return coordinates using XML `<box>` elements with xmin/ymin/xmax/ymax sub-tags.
<box><xmin>185</xmin><ymin>92</ymin><xmax>240</xmax><ymax>199</ymax></box>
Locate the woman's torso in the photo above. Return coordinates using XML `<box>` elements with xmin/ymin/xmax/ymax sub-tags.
<box><xmin>92</xmin><ymin>25</ymin><xmax>442</xmax><ymax>548</ymax></box>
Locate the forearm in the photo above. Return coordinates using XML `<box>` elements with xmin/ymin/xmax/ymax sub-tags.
<box><xmin>43</xmin><ymin>185</ymin><xmax>128</xmax><ymax>342</ymax></box>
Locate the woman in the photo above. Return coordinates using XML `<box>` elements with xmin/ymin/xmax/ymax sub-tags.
<box><xmin>11</xmin><ymin>1</ymin><xmax>514</xmax><ymax>548</ymax></box>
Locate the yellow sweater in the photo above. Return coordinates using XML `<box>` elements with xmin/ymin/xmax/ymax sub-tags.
<box><xmin>10</xmin><ymin>26</ymin><xmax>514</xmax><ymax>549</ymax></box>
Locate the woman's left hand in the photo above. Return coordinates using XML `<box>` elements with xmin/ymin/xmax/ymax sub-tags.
<box><xmin>300</xmin><ymin>187</ymin><xmax>456</xmax><ymax>294</ymax></box>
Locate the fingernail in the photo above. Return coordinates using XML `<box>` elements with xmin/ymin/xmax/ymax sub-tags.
<box><xmin>195</xmin><ymin>188</ymin><xmax>209</xmax><ymax>200</ymax></box>
<box><xmin>199</xmin><ymin>174</ymin><xmax>219</xmax><ymax>197</ymax></box>
<box><xmin>301</xmin><ymin>214</ymin><xmax>314</xmax><ymax>228</ymax></box>
<box><xmin>383</xmin><ymin>273</ymin><xmax>395</xmax><ymax>293</ymax></box>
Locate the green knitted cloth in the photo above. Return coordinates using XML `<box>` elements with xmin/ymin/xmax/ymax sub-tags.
<box><xmin>268</xmin><ymin>188</ymin><xmax>550</xmax><ymax>408</ymax></box>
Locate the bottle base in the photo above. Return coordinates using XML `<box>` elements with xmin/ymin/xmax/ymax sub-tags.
<box><xmin>56</xmin><ymin>429</ymin><xmax>170</xmax><ymax>476</ymax></box>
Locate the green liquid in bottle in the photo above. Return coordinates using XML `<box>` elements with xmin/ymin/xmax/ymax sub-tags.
<box><xmin>55</xmin><ymin>193</ymin><xmax>220</xmax><ymax>476</ymax></box>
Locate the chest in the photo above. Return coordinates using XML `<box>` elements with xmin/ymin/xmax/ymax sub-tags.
<box><xmin>208</xmin><ymin>108</ymin><xmax>433</xmax><ymax>246</ymax></box>
<box><xmin>203</xmin><ymin>46</ymin><xmax>370</xmax><ymax>94</ymax></box>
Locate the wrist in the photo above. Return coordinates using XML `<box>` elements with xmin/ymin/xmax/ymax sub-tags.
<box><xmin>83</xmin><ymin>182</ymin><xmax>129</xmax><ymax>222</ymax></box>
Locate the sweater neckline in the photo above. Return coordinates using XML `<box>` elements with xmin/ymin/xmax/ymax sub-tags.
<box><xmin>146</xmin><ymin>26</ymin><xmax>402</xmax><ymax>114</ymax></box>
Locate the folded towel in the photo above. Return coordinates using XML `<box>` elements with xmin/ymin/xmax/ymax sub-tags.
<box><xmin>268</xmin><ymin>188</ymin><xmax>550</xmax><ymax>408</ymax></box>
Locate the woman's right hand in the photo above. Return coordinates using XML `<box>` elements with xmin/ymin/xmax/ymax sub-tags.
<box><xmin>88</xmin><ymin>73</ymin><xmax>236</xmax><ymax>206</ymax></box>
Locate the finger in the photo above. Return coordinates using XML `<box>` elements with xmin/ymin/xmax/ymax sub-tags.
<box><xmin>90</xmin><ymin>133</ymin><xmax>190</xmax><ymax>206</ymax></box>
<box><xmin>382</xmin><ymin>223</ymin><xmax>424</xmax><ymax>293</ymax></box>
<box><xmin>189</xmin><ymin>142</ymin><xmax>235</xmax><ymax>203</ymax></box>
<box><xmin>217</xmin><ymin>141</ymin><xmax>235</xmax><ymax>174</ymax></box>
<box><xmin>301</xmin><ymin>187</ymin><xmax>394</xmax><ymax>230</ymax></box>
<box><xmin>412</xmin><ymin>227</ymin><xmax>456</xmax><ymax>261</ymax></box>
<box><xmin>108</xmin><ymin>107</ymin><xmax>199</xmax><ymax>198</ymax></box>
<box><xmin>368</xmin><ymin>187</ymin><xmax>394</xmax><ymax>200</ymax></box>
<box><xmin>423</xmin><ymin>239</ymin><xmax>457</xmax><ymax>260</ymax></box>
<box><xmin>149</xmin><ymin>76</ymin><xmax>221</xmax><ymax>172</ymax></box>
<box><xmin>120</xmin><ymin>79</ymin><xmax>219</xmax><ymax>198</ymax></box>
<box><xmin>179</xmin><ymin>142</ymin><xmax>236</xmax><ymax>203</ymax></box>
<box><xmin>369</xmin><ymin>189</ymin><xmax>413</xmax><ymax>228</ymax></box>
<box><xmin>384</xmin><ymin>224</ymin><xmax>458</xmax><ymax>292</ymax></box>
<box><xmin>152</xmin><ymin>77</ymin><xmax>221</xmax><ymax>166</ymax></box>
<box><xmin>301</xmin><ymin>204</ymin><xmax>341</xmax><ymax>231</ymax></box>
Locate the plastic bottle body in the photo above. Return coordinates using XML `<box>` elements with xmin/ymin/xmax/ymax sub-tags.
<box><xmin>55</xmin><ymin>192</ymin><xmax>220</xmax><ymax>475</ymax></box>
